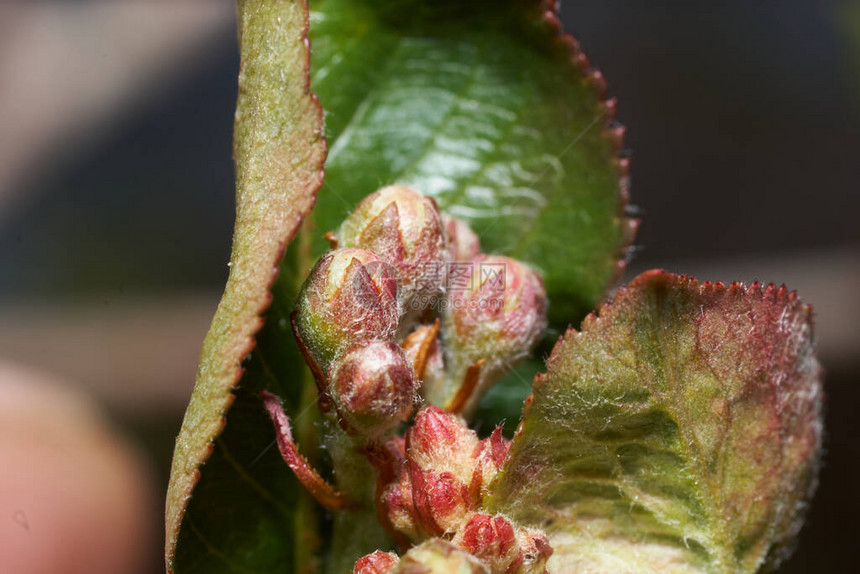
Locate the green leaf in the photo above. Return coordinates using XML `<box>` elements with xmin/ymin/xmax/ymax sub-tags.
<box><xmin>165</xmin><ymin>0</ymin><xmax>325</xmax><ymax>571</ymax></box>
<box><xmin>309</xmin><ymin>0</ymin><xmax>635</xmax><ymax>325</ymax></box>
<box><xmin>487</xmin><ymin>271</ymin><xmax>823</xmax><ymax>573</ymax></box>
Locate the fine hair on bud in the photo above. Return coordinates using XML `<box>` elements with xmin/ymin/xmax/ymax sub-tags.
<box><xmin>329</xmin><ymin>341</ymin><xmax>418</xmax><ymax>440</ymax></box>
<box><xmin>432</xmin><ymin>255</ymin><xmax>547</xmax><ymax>412</ymax></box>
<box><xmin>336</xmin><ymin>185</ymin><xmax>447</xmax><ymax>311</ymax></box>
<box><xmin>293</xmin><ymin>248</ymin><xmax>400</xmax><ymax>370</ymax></box>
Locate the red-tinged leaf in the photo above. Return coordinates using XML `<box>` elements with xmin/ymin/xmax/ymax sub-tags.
<box><xmin>487</xmin><ymin>270</ymin><xmax>823</xmax><ymax>573</ymax></box>
<box><xmin>164</xmin><ymin>0</ymin><xmax>325</xmax><ymax>570</ymax></box>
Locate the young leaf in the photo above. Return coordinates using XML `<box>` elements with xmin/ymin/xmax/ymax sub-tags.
<box><xmin>309</xmin><ymin>0</ymin><xmax>636</xmax><ymax>325</ymax></box>
<box><xmin>487</xmin><ymin>271</ymin><xmax>823</xmax><ymax>573</ymax></box>
<box><xmin>165</xmin><ymin>0</ymin><xmax>325</xmax><ymax>571</ymax></box>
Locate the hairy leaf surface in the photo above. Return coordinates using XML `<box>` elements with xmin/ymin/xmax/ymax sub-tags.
<box><xmin>165</xmin><ymin>1</ymin><xmax>325</xmax><ymax>571</ymax></box>
<box><xmin>487</xmin><ymin>271</ymin><xmax>823</xmax><ymax>573</ymax></box>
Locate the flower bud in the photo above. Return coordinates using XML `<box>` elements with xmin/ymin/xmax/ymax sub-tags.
<box><xmin>443</xmin><ymin>214</ymin><xmax>481</xmax><ymax>262</ymax></box>
<box><xmin>353</xmin><ymin>550</ymin><xmax>399</xmax><ymax>574</ymax></box>
<box><xmin>329</xmin><ymin>341</ymin><xmax>417</xmax><ymax>440</ymax></box>
<box><xmin>452</xmin><ymin>514</ymin><xmax>552</xmax><ymax>574</ymax></box>
<box><xmin>376</xmin><ymin>408</ymin><xmax>509</xmax><ymax>544</ymax></box>
<box><xmin>337</xmin><ymin>186</ymin><xmax>447</xmax><ymax>309</ymax></box>
<box><xmin>381</xmin><ymin>463</ymin><xmax>425</xmax><ymax>543</ymax></box>
<box><xmin>435</xmin><ymin>255</ymin><xmax>547</xmax><ymax>414</ymax></box>
<box><xmin>405</xmin><ymin>407</ymin><xmax>480</xmax><ymax>536</ymax></box>
<box><xmin>407</xmin><ymin>407</ymin><xmax>479</xmax><ymax>477</ymax></box>
<box><xmin>293</xmin><ymin>248</ymin><xmax>399</xmax><ymax>372</ymax></box>
<box><xmin>392</xmin><ymin>539</ymin><xmax>489</xmax><ymax>574</ymax></box>
<box><xmin>453</xmin><ymin>514</ymin><xmax>519</xmax><ymax>573</ymax></box>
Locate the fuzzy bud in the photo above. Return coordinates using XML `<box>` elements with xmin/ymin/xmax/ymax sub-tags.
<box><xmin>453</xmin><ymin>514</ymin><xmax>519</xmax><ymax>573</ymax></box>
<box><xmin>435</xmin><ymin>255</ymin><xmax>547</xmax><ymax>413</ymax></box>
<box><xmin>451</xmin><ymin>514</ymin><xmax>552</xmax><ymax>574</ymax></box>
<box><xmin>443</xmin><ymin>214</ymin><xmax>481</xmax><ymax>262</ymax></box>
<box><xmin>381</xmin><ymin>462</ymin><xmax>425</xmax><ymax>543</ymax></box>
<box><xmin>353</xmin><ymin>550</ymin><xmax>400</xmax><ymax>574</ymax></box>
<box><xmin>293</xmin><ymin>248</ymin><xmax>399</xmax><ymax>371</ymax></box>
<box><xmin>337</xmin><ymin>186</ymin><xmax>447</xmax><ymax>310</ymax></box>
<box><xmin>329</xmin><ymin>341</ymin><xmax>417</xmax><ymax>440</ymax></box>
<box><xmin>392</xmin><ymin>539</ymin><xmax>489</xmax><ymax>574</ymax></box>
<box><xmin>405</xmin><ymin>407</ymin><xmax>479</xmax><ymax>536</ymax></box>
<box><xmin>376</xmin><ymin>408</ymin><xmax>510</xmax><ymax>545</ymax></box>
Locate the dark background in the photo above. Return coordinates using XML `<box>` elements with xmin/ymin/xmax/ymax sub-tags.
<box><xmin>0</xmin><ymin>1</ymin><xmax>856</xmax><ymax>571</ymax></box>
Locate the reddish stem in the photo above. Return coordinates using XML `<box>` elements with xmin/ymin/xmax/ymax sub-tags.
<box><xmin>261</xmin><ymin>390</ymin><xmax>350</xmax><ymax>510</ymax></box>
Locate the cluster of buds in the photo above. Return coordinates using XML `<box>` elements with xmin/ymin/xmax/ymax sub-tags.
<box><xmin>291</xmin><ymin>184</ymin><xmax>548</xmax><ymax>438</ymax></box>
<box><xmin>269</xmin><ymin>185</ymin><xmax>552</xmax><ymax>567</ymax></box>
<box><xmin>374</xmin><ymin>406</ymin><xmax>508</xmax><ymax>541</ymax></box>
<box><xmin>353</xmin><ymin>517</ymin><xmax>551</xmax><ymax>574</ymax></box>
<box><xmin>353</xmin><ymin>516</ymin><xmax>551</xmax><ymax>574</ymax></box>
<box><xmin>290</xmin><ymin>186</ymin><xmax>458</xmax><ymax>441</ymax></box>
<box><xmin>360</xmin><ymin>407</ymin><xmax>551</xmax><ymax>573</ymax></box>
<box><xmin>292</xmin><ymin>247</ymin><xmax>415</xmax><ymax>440</ymax></box>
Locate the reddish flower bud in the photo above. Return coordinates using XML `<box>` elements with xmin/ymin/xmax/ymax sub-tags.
<box><xmin>353</xmin><ymin>550</ymin><xmax>400</xmax><ymax>574</ymax></box>
<box><xmin>443</xmin><ymin>214</ymin><xmax>481</xmax><ymax>262</ymax></box>
<box><xmin>337</xmin><ymin>186</ymin><xmax>447</xmax><ymax>310</ymax></box>
<box><xmin>435</xmin><ymin>255</ymin><xmax>547</xmax><ymax>414</ymax></box>
<box><xmin>329</xmin><ymin>341</ymin><xmax>418</xmax><ymax>440</ymax></box>
<box><xmin>381</xmin><ymin>465</ymin><xmax>425</xmax><ymax>543</ymax></box>
<box><xmin>407</xmin><ymin>407</ymin><xmax>479</xmax><ymax>472</ymax></box>
<box><xmin>293</xmin><ymin>248</ymin><xmax>399</xmax><ymax>371</ymax></box>
<box><xmin>405</xmin><ymin>407</ymin><xmax>481</xmax><ymax>535</ymax></box>
<box><xmin>376</xmin><ymin>409</ymin><xmax>510</xmax><ymax>546</ymax></box>
<box><xmin>449</xmin><ymin>513</ymin><xmax>552</xmax><ymax>574</ymax></box>
<box><xmin>453</xmin><ymin>514</ymin><xmax>519</xmax><ymax>573</ymax></box>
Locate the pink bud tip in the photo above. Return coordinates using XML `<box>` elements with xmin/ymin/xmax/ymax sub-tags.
<box><xmin>338</xmin><ymin>185</ymin><xmax>447</xmax><ymax>309</ymax></box>
<box><xmin>353</xmin><ymin>550</ymin><xmax>399</xmax><ymax>574</ymax></box>
<box><xmin>293</xmin><ymin>248</ymin><xmax>399</xmax><ymax>370</ymax></box>
<box><xmin>457</xmin><ymin>513</ymin><xmax>519</xmax><ymax>568</ymax></box>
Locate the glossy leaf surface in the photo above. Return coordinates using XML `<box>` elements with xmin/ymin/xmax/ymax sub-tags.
<box><xmin>487</xmin><ymin>271</ymin><xmax>823</xmax><ymax>573</ymax></box>
<box><xmin>309</xmin><ymin>0</ymin><xmax>633</xmax><ymax>325</ymax></box>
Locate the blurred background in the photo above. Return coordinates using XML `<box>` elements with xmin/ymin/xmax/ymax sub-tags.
<box><xmin>0</xmin><ymin>1</ymin><xmax>856</xmax><ymax>572</ymax></box>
